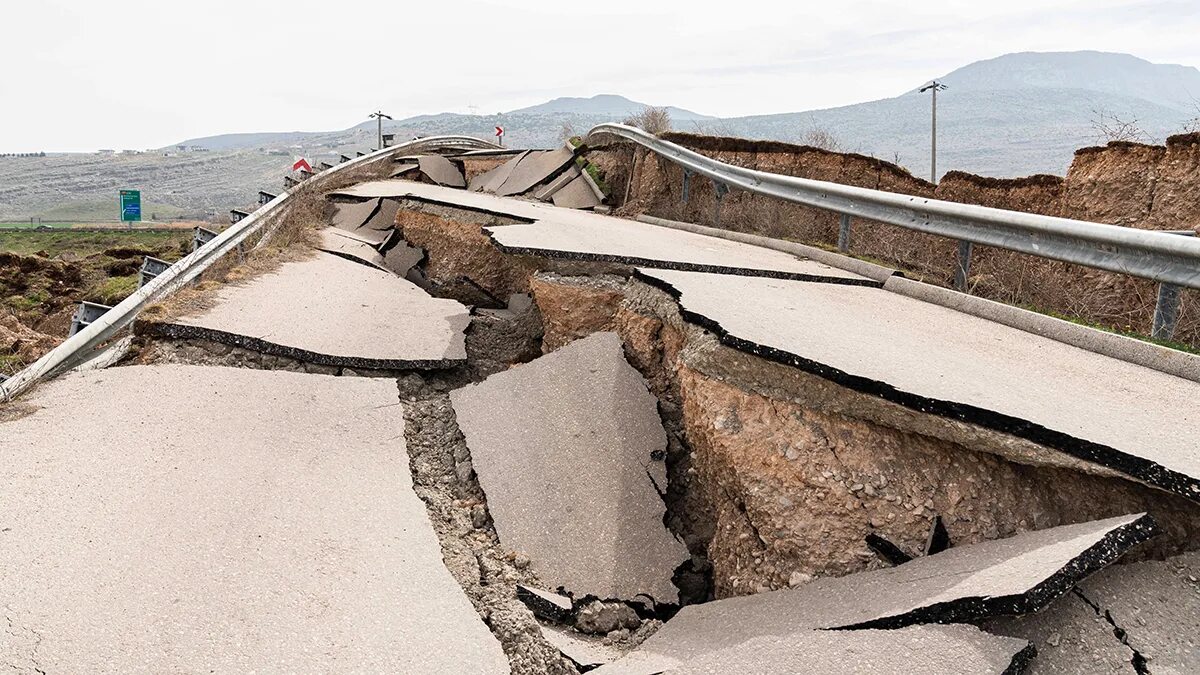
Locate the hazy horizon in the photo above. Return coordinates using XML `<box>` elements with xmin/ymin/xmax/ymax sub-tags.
<box><xmin>4</xmin><ymin>0</ymin><xmax>1199</xmax><ymax>153</ymax></box>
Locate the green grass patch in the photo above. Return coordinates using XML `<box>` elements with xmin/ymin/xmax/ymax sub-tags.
<box><xmin>29</xmin><ymin>199</ymin><xmax>189</xmax><ymax>223</ymax></box>
<box><xmin>0</xmin><ymin>230</ymin><xmax>189</xmax><ymax>257</ymax></box>
<box><xmin>4</xmin><ymin>290</ymin><xmax>50</xmax><ymax>312</ymax></box>
<box><xmin>86</xmin><ymin>274</ymin><xmax>139</xmax><ymax>306</ymax></box>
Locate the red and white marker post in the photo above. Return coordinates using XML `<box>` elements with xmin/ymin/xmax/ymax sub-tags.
<box><xmin>495</xmin><ymin>126</ymin><xmax>504</xmax><ymax>147</ymax></box>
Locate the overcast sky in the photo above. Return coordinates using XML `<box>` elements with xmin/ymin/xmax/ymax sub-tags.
<box><xmin>3</xmin><ymin>0</ymin><xmax>1197</xmax><ymax>152</ymax></box>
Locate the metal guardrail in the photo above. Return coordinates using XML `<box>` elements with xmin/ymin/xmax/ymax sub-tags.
<box><xmin>587</xmin><ymin>123</ymin><xmax>1200</xmax><ymax>339</ymax></box>
<box><xmin>0</xmin><ymin>135</ymin><xmax>498</xmax><ymax>402</ymax></box>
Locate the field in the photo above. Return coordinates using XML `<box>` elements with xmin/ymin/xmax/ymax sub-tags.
<box><xmin>1</xmin><ymin>229</ymin><xmax>192</xmax><ymax>377</ymax></box>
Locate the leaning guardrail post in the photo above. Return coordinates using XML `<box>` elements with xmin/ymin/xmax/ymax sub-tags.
<box><xmin>713</xmin><ymin>181</ymin><xmax>729</xmax><ymax>227</ymax></box>
<box><xmin>682</xmin><ymin>168</ymin><xmax>692</xmax><ymax>204</ymax></box>
<box><xmin>69</xmin><ymin>302</ymin><xmax>112</xmax><ymax>337</ymax></box>
<box><xmin>193</xmin><ymin>226</ymin><xmax>218</xmax><ymax>252</ymax></box>
<box><xmin>838</xmin><ymin>214</ymin><xmax>852</xmax><ymax>252</ymax></box>
<box><xmin>138</xmin><ymin>256</ymin><xmax>171</xmax><ymax>288</ymax></box>
<box><xmin>954</xmin><ymin>240</ymin><xmax>974</xmax><ymax>292</ymax></box>
<box><xmin>1152</xmin><ymin>283</ymin><xmax>1182</xmax><ymax>340</ymax></box>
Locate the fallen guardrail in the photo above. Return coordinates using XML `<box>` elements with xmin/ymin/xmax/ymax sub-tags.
<box><xmin>1</xmin><ymin>135</ymin><xmax>498</xmax><ymax>401</ymax></box>
<box><xmin>586</xmin><ymin>123</ymin><xmax>1200</xmax><ymax>340</ymax></box>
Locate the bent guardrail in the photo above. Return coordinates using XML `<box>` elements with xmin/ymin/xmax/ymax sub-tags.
<box><xmin>586</xmin><ymin>123</ymin><xmax>1200</xmax><ymax>339</ymax></box>
<box><xmin>1</xmin><ymin>135</ymin><xmax>498</xmax><ymax>401</ymax></box>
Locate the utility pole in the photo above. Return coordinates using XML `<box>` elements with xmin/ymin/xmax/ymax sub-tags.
<box><xmin>919</xmin><ymin>81</ymin><xmax>947</xmax><ymax>182</ymax></box>
<box><xmin>369</xmin><ymin>110</ymin><xmax>392</xmax><ymax>150</ymax></box>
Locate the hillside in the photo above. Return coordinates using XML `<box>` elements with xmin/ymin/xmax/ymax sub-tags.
<box><xmin>5</xmin><ymin>53</ymin><xmax>1199</xmax><ymax>220</ymax></box>
<box><xmin>715</xmin><ymin>51</ymin><xmax>1200</xmax><ymax>178</ymax></box>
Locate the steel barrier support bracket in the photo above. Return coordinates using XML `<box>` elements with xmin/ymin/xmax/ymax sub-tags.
<box><xmin>838</xmin><ymin>213</ymin><xmax>852</xmax><ymax>252</ymax></box>
<box><xmin>69</xmin><ymin>302</ymin><xmax>112</xmax><ymax>337</ymax></box>
<box><xmin>682</xmin><ymin>168</ymin><xmax>693</xmax><ymax>204</ymax></box>
<box><xmin>138</xmin><ymin>256</ymin><xmax>172</xmax><ymax>289</ymax></box>
<box><xmin>1152</xmin><ymin>283</ymin><xmax>1182</xmax><ymax>341</ymax></box>
<box><xmin>954</xmin><ymin>240</ymin><xmax>974</xmax><ymax>292</ymax></box>
<box><xmin>713</xmin><ymin>180</ymin><xmax>729</xmax><ymax>227</ymax></box>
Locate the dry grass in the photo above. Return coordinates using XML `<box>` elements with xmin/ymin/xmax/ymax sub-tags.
<box><xmin>139</xmin><ymin>159</ymin><xmax>391</xmax><ymax>325</ymax></box>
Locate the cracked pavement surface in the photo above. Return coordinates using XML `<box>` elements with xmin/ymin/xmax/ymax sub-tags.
<box><xmin>0</xmin><ymin>365</ymin><xmax>509</xmax><ymax>673</ymax></box>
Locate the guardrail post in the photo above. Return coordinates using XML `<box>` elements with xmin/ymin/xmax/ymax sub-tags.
<box><xmin>838</xmin><ymin>214</ymin><xmax>851</xmax><ymax>252</ymax></box>
<box><xmin>713</xmin><ymin>181</ymin><xmax>729</xmax><ymax>227</ymax></box>
<box><xmin>1152</xmin><ymin>282</ymin><xmax>1182</xmax><ymax>341</ymax></box>
<box><xmin>681</xmin><ymin>168</ymin><xmax>692</xmax><ymax>204</ymax></box>
<box><xmin>954</xmin><ymin>240</ymin><xmax>973</xmax><ymax>292</ymax></box>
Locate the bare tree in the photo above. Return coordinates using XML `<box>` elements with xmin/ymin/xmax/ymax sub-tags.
<box><xmin>690</xmin><ymin>120</ymin><xmax>734</xmax><ymax>137</ymax></box>
<box><xmin>622</xmin><ymin>106</ymin><xmax>672</xmax><ymax>134</ymax></box>
<box><xmin>1090</xmin><ymin>109</ymin><xmax>1147</xmax><ymax>143</ymax></box>
<box><xmin>559</xmin><ymin>120</ymin><xmax>577</xmax><ymax>144</ymax></box>
<box><xmin>1179</xmin><ymin>97</ymin><xmax>1200</xmax><ymax>134</ymax></box>
<box><xmin>802</xmin><ymin>127</ymin><xmax>843</xmax><ymax>152</ymax></box>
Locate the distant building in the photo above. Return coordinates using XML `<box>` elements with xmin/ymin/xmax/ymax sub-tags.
<box><xmin>97</xmin><ymin>149</ymin><xmax>115</xmax><ymax>155</ymax></box>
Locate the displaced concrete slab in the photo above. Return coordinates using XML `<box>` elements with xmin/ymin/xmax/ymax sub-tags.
<box><xmin>418</xmin><ymin>154</ymin><xmax>467</xmax><ymax>188</ymax></box>
<box><xmin>540</xmin><ymin>626</ymin><xmax>622</xmax><ymax>671</ymax></box>
<box><xmin>599</xmin><ymin>514</ymin><xmax>1153</xmax><ymax>673</ymax></box>
<box><xmin>495</xmin><ymin>147</ymin><xmax>576</xmax><ymax>196</ymax></box>
<box><xmin>390</xmin><ymin>163</ymin><xmax>419</xmax><ymax>178</ymax></box>
<box><xmin>364</xmin><ymin>196</ymin><xmax>401</xmax><ymax>231</ymax></box>
<box><xmin>152</xmin><ymin>252</ymin><xmax>469</xmax><ymax>369</ymax></box>
<box><xmin>534</xmin><ymin>164</ymin><xmax>583</xmax><ymax>201</ymax></box>
<box><xmin>330</xmin><ymin>198</ymin><xmax>379</xmax><ymax>232</ymax></box>
<box><xmin>551</xmin><ymin>172</ymin><xmax>603</xmax><ymax>210</ymax></box>
<box><xmin>470</xmin><ymin>150</ymin><xmax>530</xmax><ymax>192</ymax></box>
<box><xmin>598</xmin><ymin>625</ymin><xmax>1034</xmax><ymax>675</ymax></box>
<box><xmin>0</xmin><ymin>365</ymin><xmax>509</xmax><ymax>674</ymax></box>
<box><xmin>635</xmin><ymin>268</ymin><xmax>1200</xmax><ymax>501</ymax></box>
<box><xmin>451</xmin><ymin>332</ymin><xmax>687</xmax><ymax>602</ymax></box>
<box><xmin>993</xmin><ymin>552</ymin><xmax>1200</xmax><ymax>674</ymax></box>
<box><xmin>380</xmin><ymin>235</ymin><xmax>426</xmax><ymax>276</ymax></box>
<box><xmin>317</xmin><ymin>227</ymin><xmax>387</xmax><ymax>270</ymax></box>
<box><xmin>330</xmin><ymin>180</ymin><xmax>873</xmax><ymax>283</ymax></box>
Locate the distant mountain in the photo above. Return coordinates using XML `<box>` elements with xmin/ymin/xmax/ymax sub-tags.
<box><xmin>711</xmin><ymin>51</ymin><xmax>1200</xmax><ymax>179</ymax></box>
<box><xmin>507</xmin><ymin>94</ymin><xmax>713</xmax><ymax>121</ymax></box>
<box><xmin>177</xmin><ymin>95</ymin><xmax>713</xmax><ymax>153</ymax></box>
<box><xmin>935</xmin><ymin>51</ymin><xmax>1200</xmax><ymax>110</ymax></box>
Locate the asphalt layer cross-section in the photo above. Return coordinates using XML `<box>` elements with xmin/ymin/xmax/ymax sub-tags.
<box><xmin>150</xmin><ymin>250</ymin><xmax>470</xmax><ymax>370</ymax></box>
<box><xmin>599</xmin><ymin>514</ymin><xmax>1153</xmax><ymax>673</ymax></box>
<box><xmin>635</xmin><ymin>267</ymin><xmax>1200</xmax><ymax>501</ymax></box>
<box><xmin>330</xmin><ymin>179</ymin><xmax>872</xmax><ymax>283</ymax></box>
<box><xmin>0</xmin><ymin>365</ymin><xmax>509</xmax><ymax>673</ymax></box>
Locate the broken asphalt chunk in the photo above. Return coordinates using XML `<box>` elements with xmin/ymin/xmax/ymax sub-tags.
<box><xmin>144</xmin><ymin>252</ymin><xmax>469</xmax><ymax>369</ymax></box>
<box><xmin>517</xmin><ymin>584</ymin><xmax>574</xmax><ymax>623</ymax></box>
<box><xmin>494</xmin><ymin>146</ymin><xmax>576</xmax><ymax>196</ymax></box>
<box><xmin>596</xmin><ymin>624</ymin><xmax>1035</xmax><ymax>675</ymax></box>
<box><xmin>540</xmin><ymin>625</ymin><xmax>622</xmax><ymax>672</ymax></box>
<box><xmin>317</xmin><ymin>228</ymin><xmax>388</xmax><ymax>270</ymax></box>
<box><xmin>600</xmin><ymin>514</ymin><xmax>1155</xmax><ymax>672</ymax></box>
<box><xmin>451</xmin><ymin>332</ymin><xmax>688</xmax><ymax>602</ymax></box>
<box><xmin>417</xmin><ymin>154</ymin><xmax>467</xmax><ymax>188</ymax></box>
<box><xmin>989</xmin><ymin>551</ymin><xmax>1200</xmax><ymax>674</ymax></box>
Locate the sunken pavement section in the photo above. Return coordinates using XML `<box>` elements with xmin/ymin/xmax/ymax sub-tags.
<box><xmin>2</xmin><ymin>145</ymin><xmax>1198</xmax><ymax>673</ymax></box>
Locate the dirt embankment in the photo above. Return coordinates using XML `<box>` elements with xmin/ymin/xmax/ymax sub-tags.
<box><xmin>586</xmin><ymin>131</ymin><xmax>1200</xmax><ymax>348</ymax></box>
<box><xmin>0</xmin><ymin>235</ymin><xmax>191</xmax><ymax>376</ymax></box>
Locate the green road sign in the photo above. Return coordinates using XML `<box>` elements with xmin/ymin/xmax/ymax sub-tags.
<box><xmin>120</xmin><ymin>189</ymin><xmax>141</xmax><ymax>223</ymax></box>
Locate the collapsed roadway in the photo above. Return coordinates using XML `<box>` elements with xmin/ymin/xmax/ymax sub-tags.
<box><xmin>1</xmin><ymin>132</ymin><xmax>1197</xmax><ymax>674</ymax></box>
